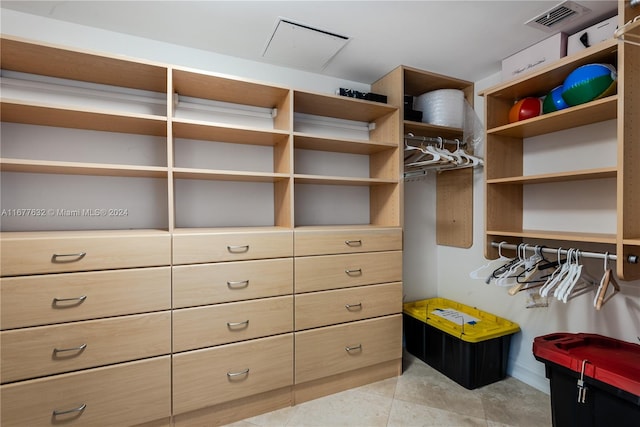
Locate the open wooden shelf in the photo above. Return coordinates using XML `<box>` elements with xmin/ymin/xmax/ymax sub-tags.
<box><xmin>487</xmin><ymin>167</ymin><xmax>617</xmax><ymax>185</ymax></box>
<box><xmin>172</xmin><ymin>168</ymin><xmax>289</xmax><ymax>182</ymax></box>
<box><xmin>172</xmin><ymin>119</ymin><xmax>289</xmax><ymax>146</ymax></box>
<box><xmin>486</xmin><ymin>96</ymin><xmax>617</xmax><ymax>139</ymax></box>
<box><xmin>483</xmin><ymin>5</ymin><xmax>639</xmax><ymax>279</ymax></box>
<box><xmin>293</xmin><ymin>133</ymin><xmax>396</xmax><ymax>154</ymax></box>
<box><xmin>1</xmin><ymin>158</ymin><xmax>168</xmax><ymax>178</ymax></box>
<box><xmin>1</xmin><ymin>101</ymin><xmax>167</xmax><ymax>136</ymax></box>
<box><xmin>293</xmin><ymin>174</ymin><xmax>396</xmax><ymax>186</ymax></box>
<box><xmin>294</xmin><ymin>91</ymin><xmax>396</xmax><ymax>123</ymax></box>
<box><xmin>487</xmin><ymin>230</ymin><xmax>617</xmax><ymax>245</ymax></box>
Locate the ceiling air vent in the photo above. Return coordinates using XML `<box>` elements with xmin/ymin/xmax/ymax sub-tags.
<box><xmin>525</xmin><ymin>1</ymin><xmax>591</xmax><ymax>32</ymax></box>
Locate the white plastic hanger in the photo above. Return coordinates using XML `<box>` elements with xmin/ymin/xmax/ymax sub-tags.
<box><xmin>495</xmin><ymin>243</ymin><xmax>528</xmax><ymax>286</ymax></box>
<box><xmin>469</xmin><ymin>241</ymin><xmax>512</xmax><ymax>281</ymax></box>
<box><xmin>540</xmin><ymin>248</ymin><xmax>570</xmax><ymax>297</ymax></box>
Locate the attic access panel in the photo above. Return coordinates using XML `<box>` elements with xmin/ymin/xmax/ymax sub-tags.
<box><xmin>262</xmin><ymin>18</ymin><xmax>349</xmax><ymax>71</ymax></box>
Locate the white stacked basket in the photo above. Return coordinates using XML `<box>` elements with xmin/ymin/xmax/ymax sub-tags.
<box><xmin>414</xmin><ymin>89</ymin><xmax>465</xmax><ymax>128</ymax></box>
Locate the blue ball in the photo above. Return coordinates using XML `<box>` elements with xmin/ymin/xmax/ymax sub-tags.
<box><xmin>543</xmin><ymin>85</ymin><xmax>569</xmax><ymax>114</ymax></box>
<box><xmin>561</xmin><ymin>64</ymin><xmax>617</xmax><ymax>106</ymax></box>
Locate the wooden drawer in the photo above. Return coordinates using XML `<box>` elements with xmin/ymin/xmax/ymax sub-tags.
<box><xmin>173</xmin><ymin>334</ymin><xmax>293</xmax><ymax>414</ymax></box>
<box><xmin>0</xmin><ymin>356</ymin><xmax>171</xmax><ymax>427</ymax></box>
<box><xmin>0</xmin><ymin>231</ymin><xmax>171</xmax><ymax>276</ymax></box>
<box><xmin>295</xmin><ymin>314</ymin><xmax>402</xmax><ymax>384</ymax></box>
<box><xmin>1</xmin><ymin>312</ymin><xmax>171</xmax><ymax>384</ymax></box>
<box><xmin>294</xmin><ymin>227</ymin><xmax>402</xmax><ymax>256</ymax></box>
<box><xmin>172</xmin><ymin>229</ymin><xmax>292</xmax><ymax>264</ymax></box>
<box><xmin>173</xmin><ymin>296</ymin><xmax>293</xmax><ymax>352</ymax></box>
<box><xmin>295</xmin><ymin>251</ymin><xmax>402</xmax><ymax>293</ymax></box>
<box><xmin>173</xmin><ymin>258</ymin><xmax>293</xmax><ymax>308</ymax></box>
<box><xmin>1</xmin><ymin>267</ymin><xmax>171</xmax><ymax>330</ymax></box>
<box><xmin>295</xmin><ymin>282</ymin><xmax>402</xmax><ymax>330</ymax></box>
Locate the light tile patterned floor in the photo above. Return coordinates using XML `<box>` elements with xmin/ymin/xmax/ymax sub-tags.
<box><xmin>228</xmin><ymin>351</ymin><xmax>552</xmax><ymax>426</ymax></box>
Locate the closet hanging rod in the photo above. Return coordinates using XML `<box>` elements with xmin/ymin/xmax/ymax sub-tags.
<box><xmin>404</xmin><ymin>133</ymin><xmax>465</xmax><ymax>146</ymax></box>
<box><xmin>490</xmin><ymin>241</ymin><xmax>639</xmax><ymax>264</ymax></box>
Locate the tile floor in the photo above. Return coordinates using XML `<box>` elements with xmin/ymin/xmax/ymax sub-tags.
<box><xmin>228</xmin><ymin>351</ymin><xmax>552</xmax><ymax>427</ymax></box>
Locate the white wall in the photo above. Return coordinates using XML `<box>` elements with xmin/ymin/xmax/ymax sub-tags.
<box><xmin>4</xmin><ymin>7</ymin><xmax>639</xmax><ymax>395</ymax></box>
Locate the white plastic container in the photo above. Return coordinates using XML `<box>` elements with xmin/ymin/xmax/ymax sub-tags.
<box><xmin>414</xmin><ymin>89</ymin><xmax>465</xmax><ymax>128</ymax></box>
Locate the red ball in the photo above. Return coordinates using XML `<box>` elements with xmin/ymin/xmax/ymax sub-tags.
<box><xmin>509</xmin><ymin>97</ymin><xmax>542</xmax><ymax>123</ymax></box>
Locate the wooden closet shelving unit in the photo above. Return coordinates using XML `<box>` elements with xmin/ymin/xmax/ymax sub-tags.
<box><xmin>482</xmin><ymin>1</ymin><xmax>640</xmax><ymax>280</ymax></box>
<box><xmin>0</xmin><ymin>34</ymin><xmax>403</xmax><ymax>426</ymax></box>
<box><xmin>372</xmin><ymin>65</ymin><xmax>475</xmax><ymax>248</ymax></box>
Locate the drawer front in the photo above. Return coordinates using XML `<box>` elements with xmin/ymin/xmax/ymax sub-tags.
<box><xmin>1</xmin><ymin>232</ymin><xmax>171</xmax><ymax>276</ymax></box>
<box><xmin>1</xmin><ymin>312</ymin><xmax>171</xmax><ymax>383</ymax></box>
<box><xmin>295</xmin><ymin>251</ymin><xmax>402</xmax><ymax>293</ymax></box>
<box><xmin>0</xmin><ymin>356</ymin><xmax>171</xmax><ymax>427</ymax></box>
<box><xmin>173</xmin><ymin>334</ymin><xmax>293</xmax><ymax>414</ymax></box>
<box><xmin>295</xmin><ymin>314</ymin><xmax>402</xmax><ymax>384</ymax></box>
<box><xmin>173</xmin><ymin>258</ymin><xmax>293</xmax><ymax>308</ymax></box>
<box><xmin>173</xmin><ymin>296</ymin><xmax>293</xmax><ymax>352</ymax></box>
<box><xmin>295</xmin><ymin>282</ymin><xmax>402</xmax><ymax>330</ymax></box>
<box><xmin>294</xmin><ymin>227</ymin><xmax>402</xmax><ymax>256</ymax></box>
<box><xmin>1</xmin><ymin>267</ymin><xmax>171</xmax><ymax>330</ymax></box>
<box><xmin>173</xmin><ymin>230</ymin><xmax>293</xmax><ymax>264</ymax></box>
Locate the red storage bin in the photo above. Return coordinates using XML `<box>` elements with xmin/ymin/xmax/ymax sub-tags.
<box><xmin>533</xmin><ymin>333</ymin><xmax>640</xmax><ymax>427</ymax></box>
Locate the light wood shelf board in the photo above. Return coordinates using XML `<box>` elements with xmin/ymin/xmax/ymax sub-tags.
<box><xmin>293</xmin><ymin>174</ymin><xmax>396</xmax><ymax>186</ymax></box>
<box><xmin>623</xmin><ymin>238</ymin><xmax>640</xmax><ymax>246</ymax></box>
<box><xmin>403</xmin><ymin>121</ymin><xmax>464</xmax><ymax>140</ymax></box>
<box><xmin>0</xmin><ymin>228</ymin><xmax>171</xmax><ymax>238</ymax></box>
<box><xmin>172</xmin><ymin>67</ymin><xmax>289</xmax><ymax>108</ymax></box>
<box><xmin>172</xmin><ymin>168</ymin><xmax>289</xmax><ymax>182</ymax></box>
<box><xmin>294</xmin><ymin>91</ymin><xmax>396</xmax><ymax>123</ymax></box>
<box><xmin>0</xmin><ymin>158</ymin><xmax>168</xmax><ymax>178</ymax></box>
<box><xmin>1</xmin><ymin>100</ymin><xmax>168</xmax><ymax>136</ymax></box>
<box><xmin>480</xmin><ymin>39</ymin><xmax>618</xmax><ymax>99</ymax></box>
<box><xmin>293</xmin><ymin>133</ymin><xmax>395</xmax><ymax>154</ymax></box>
<box><xmin>172</xmin><ymin>226</ymin><xmax>292</xmax><ymax>235</ymax></box>
<box><xmin>487</xmin><ymin>96</ymin><xmax>617</xmax><ymax>138</ymax></box>
<box><xmin>403</xmin><ymin>66</ymin><xmax>472</xmax><ymax>96</ymax></box>
<box><xmin>487</xmin><ymin>167</ymin><xmax>617</xmax><ymax>185</ymax></box>
<box><xmin>487</xmin><ymin>229</ymin><xmax>617</xmax><ymax>244</ymax></box>
<box><xmin>1</xmin><ymin>36</ymin><xmax>167</xmax><ymax>92</ymax></box>
<box><xmin>172</xmin><ymin>119</ymin><xmax>289</xmax><ymax>146</ymax></box>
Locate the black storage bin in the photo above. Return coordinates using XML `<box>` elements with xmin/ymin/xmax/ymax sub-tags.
<box><xmin>402</xmin><ymin>312</ymin><xmax>426</xmax><ymax>362</ymax></box>
<box><xmin>403</xmin><ymin>298</ymin><xmax>520</xmax><ymax>390</ymax></box>
<box><xmin>534</xmin><ymin>333</ymin><xmax>640</xmax><ymax>427</ymax></box>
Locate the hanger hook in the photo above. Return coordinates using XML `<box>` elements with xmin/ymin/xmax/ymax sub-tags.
<box><xmin>498</xmin><ymin>241</ymin><xmax>507</xmax><ymax>258</ymax></box>
<box><xmin>603</xmin><ymin>252</ymin><xmax>609</xmax><ymax>271</ymax></box>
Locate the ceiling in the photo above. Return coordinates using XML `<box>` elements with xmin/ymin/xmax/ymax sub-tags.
<box><xmin>0</xmin><ymin>1</ymin><xmax>619</xmax><ymax>84</ymax></box>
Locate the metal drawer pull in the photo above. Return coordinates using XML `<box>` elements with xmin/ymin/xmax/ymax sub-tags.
<box><xmin>227</xmin><ymin>368</ymin><xmax>250</xmax><ymax>378</ymax></box>
<box><xmin>345</xmin><ymin>344</ymin><xmax>362</xmax><ymax>352</ymax></box>
<box><xmin>227</xmin><ymin>320</ymin><xmax>250</xmax><ymax>328</ymax></box>
<box><xmin>53</xmin><ymin>403</ymin><xmax>86</xmax><ymax>417</ymax></box>
<box><xmin>53</xmin><ymin>344</ymin><xmax>87</xmax><ymax>355</ymax></box>
<box><xmin>51</xmin><ymin>252</ymin><xmax>86</xmax><ymax>263</ymax></box>
<box><xmin>345</xmin><ymin>303</ymin><xmax>363</xmax><ymax>310</ymax></box>
<box><xmin>227</xmin><ymin>280</ymin><xmax>249</xmax><ymax>289</ymax></box>
<box><xmin>345</xmin><ymin>268</ymin><xmax>362</xmax><ymax>275</ymax></box>
<box><xmin>345</xmin><ymin>240</ymin><xmax>362</xmax><ymax>247</ymax></box>
<box><xmin>227</xmin><ymin>245</ymin><xmax>249</xmax><ymax>253</ymax></box>
<box><xmin>52</xmin><ymin>295</ymin><xmax>87</xmax><ymax>305</ymax></box>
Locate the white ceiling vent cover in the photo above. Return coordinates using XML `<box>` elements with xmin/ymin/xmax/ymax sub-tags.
<box><xmin>262</xmin><ymin>18</ymin><xmax>349</xmax><ymax>71</ymax></box>
<box><xmin>525</xmin><ymin>1</ymin><xmax>592</xmax><ymax>32</ymax></box>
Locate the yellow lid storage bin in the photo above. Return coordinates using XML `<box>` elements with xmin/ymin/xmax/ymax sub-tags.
<box><xmin>403</xmin><ymin>298</ymin><xmax>520</xmax><ymax>389</ymax></box>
